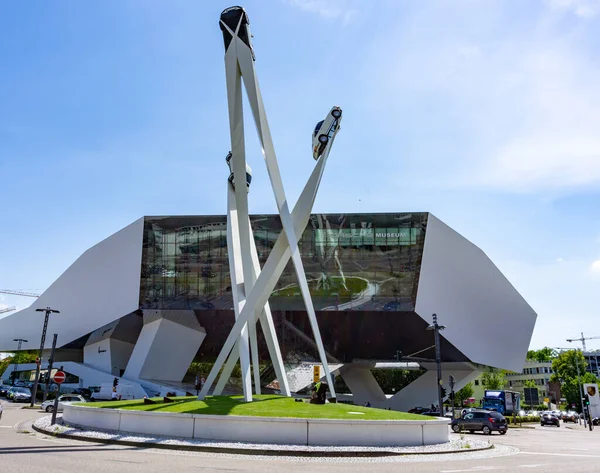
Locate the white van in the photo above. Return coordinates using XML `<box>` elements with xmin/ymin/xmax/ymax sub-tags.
<box><xmin>90</xmin><ymin>383</ymin><xmax>139</xmax><ymax>401</ymax></box>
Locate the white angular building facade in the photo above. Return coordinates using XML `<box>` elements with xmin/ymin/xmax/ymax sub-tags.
<box><xmin>0</xmin><ymin>212</ymin><xmax>537</xmax><ymax>408</ymax></box>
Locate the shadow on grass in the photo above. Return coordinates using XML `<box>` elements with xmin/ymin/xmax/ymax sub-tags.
<box><xmin>92</xmin><ymin>395</ymin><xmax>286</xmax><ymax>416</ymax></box>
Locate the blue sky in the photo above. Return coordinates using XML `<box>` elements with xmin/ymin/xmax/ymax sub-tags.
<box><xmin>1</xmin><ymin>0</ymin><xmax>600</xmax><ymax>351</ymax></box>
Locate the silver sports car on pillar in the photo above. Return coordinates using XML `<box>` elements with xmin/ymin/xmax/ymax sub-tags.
<box><xmin>312</xmin><ymin>106</ymin><xmax>342</xmax><ymax>160</ymax></box>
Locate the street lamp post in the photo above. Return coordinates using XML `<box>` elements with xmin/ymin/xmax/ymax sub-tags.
<box><xmin>427</xmin><ymin>313</ymin><xmax>446</xmax><ymax>414</ymax></box>
<box><xmin>12</xmin><ymin>338</ymin><xmax>28</xmax><ymax>385</ymax></box>
<box><xmin>31</xmin><ymin>307</ymin><xmax>60</xmax><ymax>407</ymax></box>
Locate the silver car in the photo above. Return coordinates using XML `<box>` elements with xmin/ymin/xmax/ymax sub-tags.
<box><xmin>312</xmin><ymin>106</ymin><xmax>342</xmax><ymax>160</ymax></box>
<box><xmin>41</xmin><ymin>394</ymin><xmax>86</xmax><ymax>413</ymax></box>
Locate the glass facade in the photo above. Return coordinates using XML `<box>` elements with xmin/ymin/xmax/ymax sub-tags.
<box><xmin>139</xmin><ymin>213</ymin><xmax>427</xmax><ymax>312</ymax></box>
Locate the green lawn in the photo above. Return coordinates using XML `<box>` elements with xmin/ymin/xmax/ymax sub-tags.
<box><xmin>85</xmin><ymin>395</ymin><xmax>428</xmax><ymax>421</ymax></box>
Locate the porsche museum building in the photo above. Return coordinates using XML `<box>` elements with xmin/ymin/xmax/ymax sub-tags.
<box><xmin>0</xmin><ymin>212</ymin><xmax>537</xmax><ymax>410</ymax></box>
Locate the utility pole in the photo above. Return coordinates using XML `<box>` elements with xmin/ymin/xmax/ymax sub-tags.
<box><xmin>31</xmin><ymin>307</ymin><xmax>60</xmax><ymax>407</ymax></box>
<box><xmin>42</xmin><ymin>334</ymin><xmax>58</xmax><ymax>403</ymax></box>
<box><xmin>574</xmin><ymin>349</ymin><xmax>587</xmax><ymax>428</ymax></box>
<box><xmin>427</xmin><ymin>313</ymin><xmax>446</xmax><ymax>414</ymax></box>
<box><xmin>449</xmin><ymin>374</ymin><xmax>455</xmax><ymax>419</ymax></box>
<box><xmin>12</xmin><ymin>338</ymin><xmax>28</xmax><ymax>385</ymax></box>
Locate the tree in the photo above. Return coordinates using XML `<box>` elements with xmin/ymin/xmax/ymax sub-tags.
<box><xmin>526</xmin><ymin>347</ymin><xmax>558</xmax><ymax>362</ymax></box>
<box><xmin>454</xmin><ymin>382</ymin><xmax>474</xmax><ymax>407</ymax></box>
<box><xmin>524</xmin><ymin>379</ymin><xmax>536</xmax><ymax>388</ymax></box>
<box><xmin>481</xmin><ymin>368</ymin><xmax>506</xmax><ymax>390</ymax></box>
<box><xmin>551</xmin><ymin>350</ymin><xmax>586</xmax><ymax>383</ymax></box>
<box><xmin>550</xmin><ymin>350</ymin><xmax>600</xmax><ymax>412</ymax></box>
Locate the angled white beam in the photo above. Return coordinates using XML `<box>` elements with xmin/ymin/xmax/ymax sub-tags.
<box><xmin>234</xmin><ymin>37</ymin><xmax>336</xmax><ymax>396</ymax></box>
<box><xmin>225</xmin><ymin>182</ymin><xmax>252</xmax><ymax>401</ymax></box>
<box><xmin>202</xmin><ymin>7</ymin><xmax>340</xmax><ymax>402</ymax></box>
<box><xmin>199</xmin><ymin>136</ymin><xmax>336</xmax><ymax>400</ymax></box>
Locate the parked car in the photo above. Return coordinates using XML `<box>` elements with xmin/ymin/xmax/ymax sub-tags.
<box><xmin>312</xmin><ymin>106</ymin><xmax>342</xmax><ymax>160</ymax></box>
<box><xmin>451</xmin><ymin>410</ymin><xmax>508</xmax><ymax>435</ymax></box>
<box><xmin>562</xmin><ymin>411</ymin><xmax>578</xmax><ymax>423</ymax></box>
<box><xmin>0</xmin><ymin>385</ymin><xmax>9</xmax><ymax>397</ymax></box>
<box><xmin>41</xmin><ymin>394</ymin><xmax>87</xmax><ymax>413</ymax></box>
<box><xmin>540</xmin><ymin>412</ymin><xmax>560</xmax><ymax>427</ymax></box>
<box><xmin>10</xmin><ymin>387</ymin><xmax>32</xmax><ymax>403</ymax></box>
<box><xmin>70</xmin><ymin>388</ymin><xmax>92</xmax><ymax>399</ymax></box>
<box><xmin>408</xmin><ymin>406</ymin><xmax>429</xmax><ymax>414</ymax></box>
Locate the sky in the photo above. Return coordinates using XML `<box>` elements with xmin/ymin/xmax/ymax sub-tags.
<box><xmin>1</xmin><ymin>0</ymin><xmax>600</xmax><ymax>351</ymax></box>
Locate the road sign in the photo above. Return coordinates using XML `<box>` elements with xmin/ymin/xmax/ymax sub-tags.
<box><xmin>53</xmin><ymin>371</ymin><xmax>66</xmax><ymax>384</ymax></box>
<box><xmin>313</xmin><ymin>365</ymin><xmax>320</xmax><ymax>383</ymax></box>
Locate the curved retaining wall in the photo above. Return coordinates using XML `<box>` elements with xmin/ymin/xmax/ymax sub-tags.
<box><xmin>63</xmin><ymin>405</ymin><xmax>449</xmax><ymax>447</ymax></box>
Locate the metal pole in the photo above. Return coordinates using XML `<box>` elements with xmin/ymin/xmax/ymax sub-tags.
<box><xmin>428</xmin><ymin>313</ymin><xmax>445</xmax><ymax>414</ymax></box>
<box><xmin>575</xmin><ymin>350</ymin><xmax>587</xmax><ymax>428</ymax></box>
<box><xmin>12</xmin><ymin>339</ymin><xmax>27</xmax><ymax>385</ymax></box>
<box><xmin>50</xmin><ymin>365</ymin><xmax>63</xmax><ymax>425</ymax></box>
<box><xmin>31</xmin><ymin>307</ymin><xmax>59</xmax><ymax>407</ymax></box>
<box><xmin>30</xmin><ymin>311</ymin><xmax>49</xmax><ymax>407</ymax></box>
<box><xmin>449</xmin><ymin>374</ymin><xmax>455</xmax><ymax>420</ymax></box>
<box><xmin>42</xmin><ymin>334</ymin><xmax>58</xmax><ymax>403</ymax></box>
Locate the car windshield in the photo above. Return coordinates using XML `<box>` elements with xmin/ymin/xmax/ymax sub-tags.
<box><xmin>313</xmin><ymin>120</ymin><xmax>324</xmax><ymax>137</ymax></box>
<box><xmin>16</xmin><ymin>388</ymin><xmax>30</xmax><ymax>393</ymax></box>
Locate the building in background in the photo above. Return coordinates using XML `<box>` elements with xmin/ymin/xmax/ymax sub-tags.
<box><xmin>0</xmin><ymin>213</ymin><xmax>537</xmax><ymax>409</ymax></box>
<box><xmin>504</xmin><ymin>360</ymin><xmax>554</xmax><ymax>402</ymax></box>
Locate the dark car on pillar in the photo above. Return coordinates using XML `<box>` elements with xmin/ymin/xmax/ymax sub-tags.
<box><xmin>451</xmin><ymin>410</ymin><xmax>508</xmax><ymax>435</ymax></box>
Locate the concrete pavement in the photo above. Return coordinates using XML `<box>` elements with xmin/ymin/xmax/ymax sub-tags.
<box><xmin>2</xmin><ymin>400</ymin><xmax>600</xmax><ymax>472</ymax></box>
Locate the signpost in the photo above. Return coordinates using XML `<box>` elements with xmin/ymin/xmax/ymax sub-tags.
<box><xmin>313</xmin><ymin>365</ymin><xmax>321</xmax><ymax>384</ymax></box>
<box><xmin>50</xmin><ymin>367</ymin><xmax>65</xmax><ymax>425</ymax></box>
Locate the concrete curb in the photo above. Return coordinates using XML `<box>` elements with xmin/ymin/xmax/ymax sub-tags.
<box><xmin>32</xmin><ymin>422</ymin><xmax>494</xmax><ymax>457</ymax></box>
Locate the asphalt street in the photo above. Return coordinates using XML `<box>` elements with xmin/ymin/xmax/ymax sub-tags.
<box><xmin>1</xmin><ymin>400</ymin><xmax>600</xmax><ymax>472</ymax></box>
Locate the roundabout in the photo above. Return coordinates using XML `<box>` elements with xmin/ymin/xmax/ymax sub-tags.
<box><xmin>58</xmin><ymin>395</ymin><xmax>450</xmax><ymax>448</ymax></box>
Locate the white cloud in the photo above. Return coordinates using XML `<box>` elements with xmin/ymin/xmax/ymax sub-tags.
<box><xmin>360</xmin><ymin>2</ymin><xmax>600</xmax><ymax>193</ymax></box>
<box><xmin>549</xmin><ymin>0</ymin><xmax>600</xmax><ymax>17</ymax></box>
<box><xmin>285</xmin><ymin>0</ymin><xmax>358</xmax><ymax>24</ymax></box>
<box><xmin>591</xmin><ymin>260</ymin><xmax>600</xmax><ymax>272</ymax></box>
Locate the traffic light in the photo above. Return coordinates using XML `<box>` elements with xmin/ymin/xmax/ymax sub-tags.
<box><xmin>440</xmin><ymin>387</ymin><xmax>447</xmax><ymax>399</ymax></box>
<box><xmin>584</xmin><ymin>394</ymin><xmax>590</xmax><ymax>406</ymax></box>
<box><xmin>113</xmin><ymin>377</ymin><xmax>119</xmax><ymax>388</ymax></box>
<box><xmin>450</xmin><ymin>391</ymin><xmax>455</xmax><ymax>402</ymax></box>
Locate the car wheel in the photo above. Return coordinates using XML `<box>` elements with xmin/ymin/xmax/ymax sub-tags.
<box><xmin>469</xmin><ymin>430</ymin><xmax>475</xmax><ymax>434</ymax></box>
<box><xmin>557</xmin><ymin>424</ymin><xmax>560</xmax><ymax>427</ymax></box>
<box><xmin>482</xmin><ymin>426</ymin><xmax>491</xmax><ymax>435</ymax></box>
<box><xmin>500</xmin><ymin>431</ymin><xmax>506</xmax><ymax>435</ymax></box>
<box><xmin>452</xmin><ymin>424</ymin><xmax>461</xmax><ymax>433</ymax></box>
<box><xmin>331</xmin><ymin>109</ymin><xmax>342</xmax><ymax>119</ymax></box>
<box><xmin>318</xmin><ymin>134</ymin><xmax>328</xmax><ymax>144</ymax></box>
<box><xmin>45</xmin><ymin>406</ymin><xmax>53</xmax><ymax>413</ymax></box>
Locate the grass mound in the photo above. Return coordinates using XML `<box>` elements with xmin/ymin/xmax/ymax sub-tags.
<box><xmin>86</xmin><ymin>395</ymin><xmax>429</xmax><ymax>421</ymax></box>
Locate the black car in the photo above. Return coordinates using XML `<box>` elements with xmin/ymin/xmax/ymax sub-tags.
<box><xmin>540</xmin><ymin>412</ymin><xmax>560</xmax><ymax>427</ymax></box>
<box><xmin>0</xmin><ymin>385</ymin><xmax>9</xmax><ymax>397</ymax></box>
<box><xmin>408</xmin><ymin>406</ymin><xmax>430</xmax><ymax>414</ymax></box>
<box><xmin>451</xmin><ymin>410</ymin><xmax>508</xmax><ymax>435</ymax></box>
<box><xmin>71</xmin><ymin>388</ymin><xmax>92</xmax><ymax>399</ymax></box>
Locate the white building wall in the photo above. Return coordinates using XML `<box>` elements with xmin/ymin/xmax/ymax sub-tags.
<box><xmin>415</xmin><ymin>214</ymin><xmax>537</xmax><ymax>373</ymax></box>
<box><xmin>83</xmin><ymin>341</ymin><xmax>112</xmax><ymax>374</ymax></box>
<box><xmin>0</xmin><ymin>218</ymin><xmax>145</xmax><ymax>351</ymax></box>
<box><xmin>124</xmin><ymin>310</ymin><xmax>206</xmax><ymax>383</ymax></box>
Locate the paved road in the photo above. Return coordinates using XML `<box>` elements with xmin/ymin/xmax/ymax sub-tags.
<box><xmin>2</xmin><ymin>400</ymin><xmax>600</xmax><ymax>472</ymax></box>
